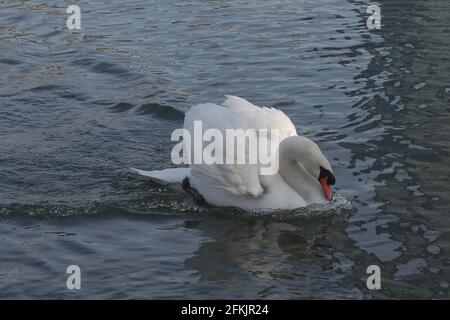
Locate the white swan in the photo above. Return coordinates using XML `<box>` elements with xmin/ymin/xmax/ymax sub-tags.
<box><xmin>132</xmin><ymin>96</ymin><xmax>336</xmax><ymax>210</ymax></box>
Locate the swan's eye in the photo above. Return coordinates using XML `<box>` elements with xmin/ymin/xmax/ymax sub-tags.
<box><xmin>319</xmin><ymin>167</ymin><xmax>335</xmax><ymax>185</ymax></box>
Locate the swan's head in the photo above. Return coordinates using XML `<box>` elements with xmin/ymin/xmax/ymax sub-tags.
<box><xmin>279</xmin><ymin>135</ymin><xmax>336</xmax><ymax>201</ymax></box>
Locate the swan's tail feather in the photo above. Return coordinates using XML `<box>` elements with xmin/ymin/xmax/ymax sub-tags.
<box><xmin>131</xmin><ymin>167</ymin><xmax>190</xmax><ymax>185</ymax></box>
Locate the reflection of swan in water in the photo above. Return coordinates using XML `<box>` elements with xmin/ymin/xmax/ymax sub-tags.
<box><xmin>185</xmin><ymin>219</ymin><xmax>302</xmax><ymax>282</ymax></box>
<box><xmin>133</xmin><ymin>96</ymin><xmax>336</xmax><ymax>210</ymax></box>
<box><xmin>181</xmin><ymin>216</ymin><xmax>358</xmax><ymax>298</ymax></box>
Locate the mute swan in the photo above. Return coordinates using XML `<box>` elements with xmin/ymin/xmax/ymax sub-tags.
<box><xmin>132</xmin><ymin>96</ymin><xmax>336</xmax><ymax>210</ymax></box>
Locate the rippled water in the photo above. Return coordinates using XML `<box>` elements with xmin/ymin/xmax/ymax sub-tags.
<box><xmin>1</xmin><ymin>0</ymin><xmax>450</xmax><ymax>299</ymax></box>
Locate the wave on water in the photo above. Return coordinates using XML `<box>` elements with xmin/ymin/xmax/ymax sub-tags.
<box><xmin>199</xmin><ymin>194</ymin><xmax>354</xmax><ymax>220</ymax></box>
<box><xmin>0</xmin><ymin>193</ymin><xmax>353</xmax><ymax>220</ymax></box>
<box><xmin>106</xmin><ymin>101</ymin><xmax>185</xmax><ymax>120</ymax></box>
<box><xmin>134</xmin><ymin>102</ymin><xmax>185</xmax><ymax>120</ymax></box>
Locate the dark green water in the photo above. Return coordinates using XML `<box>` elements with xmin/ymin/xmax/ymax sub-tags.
<box><xmin>1</xmin><ymin>0</ymin><xmax>449</xmax><ymax>299</ymax></box>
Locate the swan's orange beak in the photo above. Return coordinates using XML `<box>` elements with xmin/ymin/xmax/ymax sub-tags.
<box><xmin>319</xmin><ymin>176</ymin><xmax>333</xmax><ymax>201</ymax></box>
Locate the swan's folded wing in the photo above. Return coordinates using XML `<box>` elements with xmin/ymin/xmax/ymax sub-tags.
<box><xmin>222</xmin><ymin>95</ymin><xmax>297</xmax><ymax>138</ymax></box>
<box><xmin>184</xmin><ymin>96</ymin><xmax>297</xmax><ymax>198</ymax></box>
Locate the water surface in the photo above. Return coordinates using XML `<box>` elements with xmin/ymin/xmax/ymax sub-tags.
<box><xmin>1</xmin><ymin>0</ymin><xmax>450</xmax><ymax>299</ymax></box>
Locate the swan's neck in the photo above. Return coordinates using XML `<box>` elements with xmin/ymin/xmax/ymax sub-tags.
<box><xmin>278</xmin><ymin>144</ymin><xmax>326</xmax><ymax>204</ymax></box>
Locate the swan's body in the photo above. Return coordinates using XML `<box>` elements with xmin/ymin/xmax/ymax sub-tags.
<box><xmin>132</xmin><ymin>96</ymin><xmax>335</xmax><ymax>210</ymax></box>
